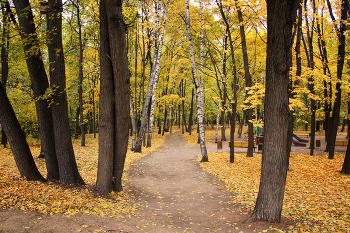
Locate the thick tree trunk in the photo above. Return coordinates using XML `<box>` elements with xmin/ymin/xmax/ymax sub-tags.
<box><xmin>13</xmin><ymin>0</ymin><xmax>59</xmax><ymax>181</ymax></box>
<box><xmin>107</xmin><ymin>0</ymin><xmax>131</xmax><ymax>191</ymax></box>
<box><xmin>185</xmin><ymin>0</ymin><xmax>208</xmax><ymax>162</ymax></box>
<box><xmin>1</xmin><ymin>127</ymin><xmax>6</xmax><ymax>148</ymax></box>
<box><xmin>97</xmin><ymin>0</ymin><xmax>130</xmax><ymax>194</ymax></box>
<box><xmin>250</xmin><ymin>0</ymin><xmax>299</xmax><ymax>223</ymax></box>
<box><xmin>0</xmin><ymin>84</ymin><xmax>45</xmax><ymax>182</ymax></box>
<box><xmin>96</xmin><ymin>0</ymin><xmax>115</xmax><ymax>195</ymax></box>
<box><xmin>1</xmin><ymin>8</ymin><xmax>8</xmax><ymax>148</ymax></box>
<box><xmin>47</xmin><ymin>0</ymin><xmax>84</xmax><ymax>185</ymax></box>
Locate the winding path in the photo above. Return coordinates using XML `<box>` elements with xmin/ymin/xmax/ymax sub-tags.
<box><xmin>123</xmin><ymin>131</ymin><xmax>286</xmax><ymax>232</ymax></box>
<box><xmin>0</xmin><ymin>131</ymin><xmax>290</xmax><ymax>232</ymax></box>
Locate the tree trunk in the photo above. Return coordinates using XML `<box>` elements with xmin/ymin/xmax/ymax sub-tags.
<box><xmin>147</xmin><ymin>75</ymin><xmax>159</xmax><ymax>146</ymax></box>
<box><xmin>220</xmin><ymin>33</ymin><xmax>227</xmax><ymax>142</ymax></box>
<box><xmin>341</xmin><ymin>142</ymin><xmax>350</xmax><ymax>174</ymax></box>
<box><xmin>304</xmin><ymin>0</ymin><xmax>316</xmax><ymax>155</ymax></box>
<box><xmin>75</xmin><ymin>106</ymin><xmax>80</xmax><ymax>139</ymax></box>
<box><xmin>96</xmin><ymin>0</ymin><xmax>115</xmax><ymax>194</ymax></box>
<box><xmin>250</xmin><ymin>0</ymin><xmax>299</xmax><ymax>223</ymax></box>
<box><xmin>13</xmin><ymin>0</ymin><xmax>59</xmax><ymax>181</ymax></box>
<box><xmin>235</xmin><ymin>0</ymin><xmax>254</xmax><ymax>157</ymax></box>
<box><xmin>108</xmin><ymin>0</ymin><xmax>131</xmax><ymax>191</ymax></box>
<box><xmin>317</xmin><ymin>14</ymin><xmax>331</xmax><ymax>144</ymax></box>
<box><xmin>1</xmin><ymin>7</ymin><xmax>8</xmax><ymax>148</ymax></box>
<box><xmin>216</xmin><ymin>0</ymin><xmax>238</xmax><ymax>155</ymax></box>
<box><xmin>326</xmin><ymin>0</ymin><xmax>348</xmax><ymax>159</ymax></box>
<box><xmin>0</xmin><ymin>84</ymin><xmax>45</xmax><ymax>182</ymax></box>
<box><xmin>136</xmin><ymin>0</ymin><xmax>169</xmax><ymax>152</ymax></box>
<box><xmin>230</xmin><ymin>103</ymin><xmax>236</xmax><ymax>163</ymax></box>
<box><xmin>185</xmin><ymin>0</ymin><xmax>208</xmax><ymax>162</ymax></box>
<box><xmin>47</xmin><ymin>0</ymin><xmax>84</xmax><ymax>185</ymax></box>
<box><xmin>188</xmin><ymin>88</ymin><xmax>194</xmax><ymax>135</ymax></box>
<box><xmin>288</xmin><ymin>3</ymin><xmax>303</xmax><ymax>157</ymax></box>
<box><xmin>130</xmin><ymin>98</ymin><xmax>137</xmax><ymax>151</ymax></box>
<box><xmin>182</xmin><ymin>79</ymin><xmax>188</xmax><ymax>133</ymax></box>
<box><xmin>77</xmin><ymin>3</ymin><xmax>85</xmax><ymax>147</ymax></box>
<box><xmin>96</xmin><ymin>0</ymin><xmax>130</xmax><ymax>194</ymax></box>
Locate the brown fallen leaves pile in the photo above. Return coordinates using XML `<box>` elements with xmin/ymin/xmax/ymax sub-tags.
<box><xmin>0</xmin><ymin>132</ymin><xmax>166</xmax><ymax>217</ymax></box>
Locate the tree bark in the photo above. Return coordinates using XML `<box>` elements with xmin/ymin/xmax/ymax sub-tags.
<box><xmin>0</xmin><ymin>84</ymin><xmax>45</xmax><ymax>182</ymax></box>
<box><xmin>234</xmin><ymin>0</ymin><xmax>254</xmax><ymax>157</ymax></box>
<box><xmin>97</xmin><ymin>0</ymin><xmax>130</xmax><ymax>194</ymax></box>
<box><xmin>108</xmin><ymin>0</ymin><xmax>131</xmax><ymax>191</ymax></box>
<box><xmin>136</xmin><ymin>0</ymin><xmax>169</xmax><ymax>152</ymax></box>
<box><xmin>304</xmin><ymin>0</ymin><xmax>316</xmax><ymax>155</ymax></box>
<box><xmin>13</xmin><ymin>0</ymin><xmax>59</xmax><ymax>181</ymax></box>
<box><xmin>1</xmin><ymin>6</ymin><xmax>8</xmax><ymax>148</ymax></box>
<box><xmin>326</xmin><ymin>0</ymin><xmax>348</xmax><ymax>159</ymax></box>
<box><xmin>216</xmin><ymin>0</ymin><xmax>238</xmax><ymax>158</ymax></box>
<box><xmin>316</xmin><ymin>13</ymin><xmax>331</xmax><ymax>144</ymax></box>
<box><xmin>188</xmin><ymin>88</ymin><xmax>194</xmax><ymax>135</ymax></box>
<box><xmin>76</xmin><ymin>1</ymin><xmax>85</xmax><ymax>147</ymax></box>
<box><xmin>130</xmin><ymin>98</ymin><xmax>137</xmax><ymax>151</ymax></box>
<box><xmin>185</xmin><ymin>0</ymin><xmax>208</xmax><ymax>162</ymax></box>
<box><xmin>47</xmin><ymin>0</ymin><xmax>84</xmax><ymax>185</ymax></box>
<box><xmin>147</xmin><ymin>0</ymin><xmax>169</xmax><ymax>147</ymax></box>
<box><xmin>250</xmin><ymin>0</ymin><xmax>299</xmax><ymax>223</ymax></box>
<box><xmin>230</xmin><ymin>103</ymin><xmax>236</xmax><ymax>163</ymax></box>
<box><xmin>74</xmin><ymin>106</ymin><xmax>80</xmax><ymax>139</ymax></box>
<box><xmin>96</xmin><ymin>0</ymin><xmax>115</xmax><ymax>194</ymax></box>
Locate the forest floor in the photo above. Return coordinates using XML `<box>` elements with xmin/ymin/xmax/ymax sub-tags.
<box><xmin>0</xmin><ymin>128</ymin><xmax>349</xmax><ymax>232</ymax></box>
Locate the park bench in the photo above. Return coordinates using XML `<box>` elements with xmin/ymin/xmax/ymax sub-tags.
<box><xmin>335</xmin><ymin>140</ymin><xmax>348</xmax><ymax>146</ymax></box>
<box><xmin>228</xmin><ymin>141</ymin><xmax>257</xmax><ymax>151</ymax></box>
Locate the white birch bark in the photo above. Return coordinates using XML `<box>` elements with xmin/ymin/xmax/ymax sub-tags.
<box><xmin>134</xmin><ymin>0</ymin><xmax>169</xmax><ymax>152</ymax></box>
<box><xmin>186</xmin><ymin>0</ymin><xmax>208</xmax><ymax>161</ymax></box>
<box><xmin>147</xmin><ymin>0</ymin><xmax>169</xmax><ymax>147</ymax></box>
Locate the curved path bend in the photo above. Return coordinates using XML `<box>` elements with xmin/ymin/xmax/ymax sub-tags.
<box><xmin>123</xmin><ymin>131</ymin><xmax>289</xmax><ymax>232</ymax></box>
<box><xmin>0</xmin><ymin>131</ymin><xmax>290</xmax><ymax>232</ymax></box>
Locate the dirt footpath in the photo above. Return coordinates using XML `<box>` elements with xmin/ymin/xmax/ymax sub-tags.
<box><xmin>0</xmin><ymin>131</ymin><xmax>293</xmax><ymax>232</ymax></box>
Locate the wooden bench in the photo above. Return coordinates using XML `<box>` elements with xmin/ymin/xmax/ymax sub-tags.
<box><xmin>228</xmin><ymin>141</ymin><xmax>257</xmax><ymax>151</ymax></box>
<box><xmin>335</xmin><ymin>140</ymin><xmax>348</xmax><ymax>146</ymax></box>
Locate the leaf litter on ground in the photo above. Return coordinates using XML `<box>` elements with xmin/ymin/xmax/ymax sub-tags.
<box><xmin>184</xmin><ymin>128</ymin><xmax>350</xmax><ymax>232</ymax></box>
<box><xmin>0</xmin><ymin>130</ymin><xmax>168</xmax><ymax>217</ymax></box>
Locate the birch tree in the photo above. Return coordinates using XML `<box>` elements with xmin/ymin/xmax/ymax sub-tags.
<box><xmin>147</xmin><ymin>0</ymin><xmax>169</xmax><ymax>146</ymax></box>
<box><xmin>185</xmin><ymin>0</ymin><xmax>208</xmax><ymax>162</ymax></box>
<box><xmin>135</xmin><ymin>0</ymin><xmax>169</xmax><ymax>152</ymax></box>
